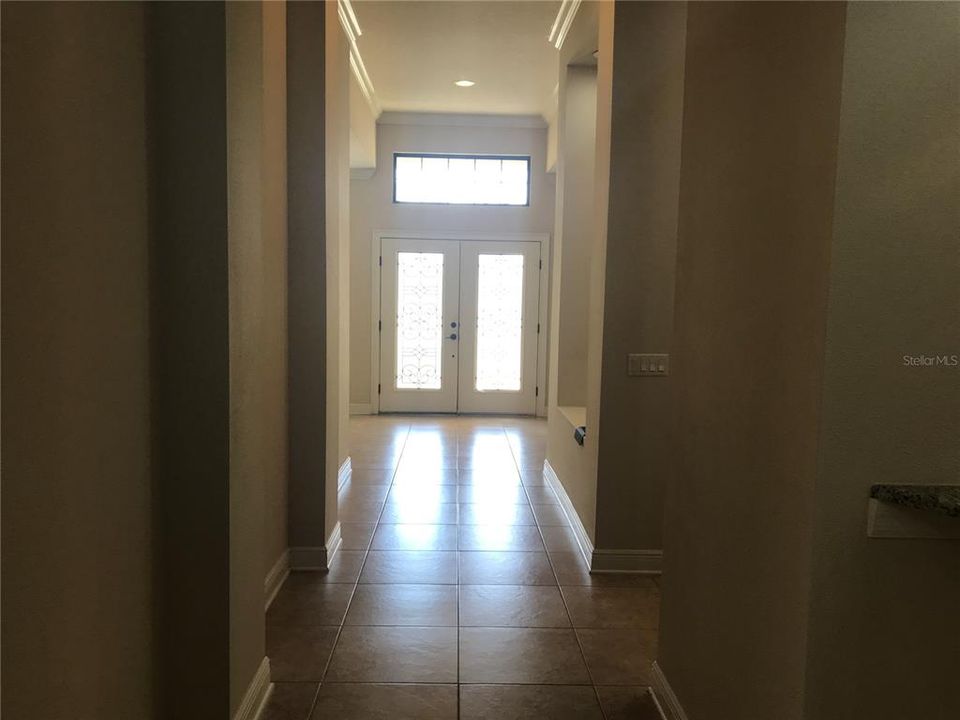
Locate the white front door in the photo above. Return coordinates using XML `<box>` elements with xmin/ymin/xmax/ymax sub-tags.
<box><xmin>378</xmin><ymin>237</ymin><xmax>541</xmax><ymax>415</ymax></box>
<box><xmin>457</xmin><ymin>241</ymin><xmax>541</xmax><ymax>414</ymax></box>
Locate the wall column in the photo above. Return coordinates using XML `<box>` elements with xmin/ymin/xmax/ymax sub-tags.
<box><xmin>150</xmin><ymin>3</ymin><xmax>232</xmax><ymax>716</ymax></box>
<box><xmin>592</xmin><ymin>0</ymin><xmax>687</xmax><ymax>565</ymax></box>
<box><xmin>287</xmin><ymin>0</ymin><xmax>349</xmax><ymax>568</ymax></box>
<box><xmin>658</xmin><ymin>3</ymin><xmax>847</xmax><ymax>718</ymax></box>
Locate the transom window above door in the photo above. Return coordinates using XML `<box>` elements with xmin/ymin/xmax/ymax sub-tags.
<box><xmin>393</xmin><ymin>153</ymin><xmax>530</xmax><ymax>206</ymax></box>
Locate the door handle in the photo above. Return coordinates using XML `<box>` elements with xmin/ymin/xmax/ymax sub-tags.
<box><xmin>447</xmin><ymin>333</ymin><xmax>458</xmax><ymax>340</ymax></box>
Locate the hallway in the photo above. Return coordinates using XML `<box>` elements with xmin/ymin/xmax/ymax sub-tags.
<box><xmin>263</xmin><ymin>415</ymin><xmax>661</xmax><ymax>719</ymax></box>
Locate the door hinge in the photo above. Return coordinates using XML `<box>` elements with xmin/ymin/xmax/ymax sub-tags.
<box><xmin>537</xmin><ymin>322</ymin><xmax>540</xmax><ymax>334</ymax></box>
<box><xmin>535</xmin><ymin>386</ymin><xmax>539</xmax><ymax>397</ymax></box>
<box><xmin>539</xmin><ymin>259</ymin><xmax>542</xmax><ymax>270</ymax></box>
<box><xmin>379</xmin><ymin>255</ymin><xmax>382</xmax><ymax>267</ymax></box>
<box><xmin>378</xmin><ymin>319</ymin><xmax>382</xmax><ymax>332</ymax></box>
<box><xmin>378</xmin><ymin>383</ymin><xmax>381</xmax><ymax>395</ymax></box>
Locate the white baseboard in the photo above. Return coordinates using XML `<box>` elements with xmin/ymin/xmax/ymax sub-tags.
<box><xmin>651</xmin><ymin>661</ymin><xmax>689</xmax><ymax>720</ymax></box>
<box><xmin>232</xmin><ymin>657</ymin><xmax>272</xmax><ymax>720</ymax></box>
<box><xmin>264</xmin><ymin>549</ymin><xmax>290</xmax><ymax>611</ymax></box>
<box><xmin>542</xmin><ymin>459</ymin><xmax>663</xmax><ymax>574</ymax></box>
<box><xmin>542</xmin><ymin>459</ymin><xmax>595</xmax><ymax>567</ymax></box>
<box><xmin>350</xmin><ymin>403</ymin><xmax>373</xmax><ymax>415</ymax></box>
<box><xmin>325</xmin><ymin>520</ymin><xmax>343</xmax><ymax>565</ymax></box>
<box><xmin>338</xmin><ymin>456</ymin><xmax>353</xmax><ymax>491</ymax></box>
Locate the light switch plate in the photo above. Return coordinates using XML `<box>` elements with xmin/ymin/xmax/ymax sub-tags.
<box><xmin>628</xmin><ymin>353</ymin><xmax>669</xmax><ymax>377</ymax></box>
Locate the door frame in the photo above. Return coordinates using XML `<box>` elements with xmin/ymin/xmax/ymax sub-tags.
<box><xmin>370</xmin><ymin>229</ymin><xmax>550</xmax><ymax>417</ymax></box>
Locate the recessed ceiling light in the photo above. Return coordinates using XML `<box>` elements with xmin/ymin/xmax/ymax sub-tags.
<box><xmin>455</xmin><ymin>80</ymin><xmax>476</xmax><ymax>88</ymax></box>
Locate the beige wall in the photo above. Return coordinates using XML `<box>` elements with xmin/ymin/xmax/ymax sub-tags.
<box><xmin>546</xmin><ymin>112</ymin><xmax>558</xmax><ymax>173</ymax></box>
<box><xmin>349</xmin><ymin>118</ymin><xmax>556</xmax><ymax>407</ymax></box>
<box><xmin>545</xmin><ymin>1</ymin><xmax>686</xmax><ymax>557</ymax></box>
<box><xmin>3</xmin><ymin>3</ymin><xmax>297</xmax><ymax>716</ymax></box>
<box><xmin>327</xmin><ymin>0</ymin><xmax>352</xmax><ymax>501</ymax></box>
<box><xmin>582</xmin><ymin>0</ymin><xmax>612</xmax><ymax>554</ymax></box>
<box><xmin>660</xmin><ymin>4</ymin><xmax>959</xmax><ymax>718</ymax></box>
<box><xmin>659</xmin><ymin>3</ymin><xmax>846</xmax><ymax>718</ymax></box>
<box><xmin>546</xmin><ymin>413</ymin><xmax>598</xmax><ymax>540</ymax></box>
<box><xmin>262</xmin><ymin>0</ymin><xmax>290</xmax><ymax>587</ymax></box>
<box><xmin>804</xmin><ymin>4</ymin><xmax>960</xmax><ymax>719</ymax></box>
<box><xmin>555</xmin><ymin>66</ymin><xmax>596</xmax><ymax>408</ymax></box>
<box><xmin>545</xmin><ymin>0</ymin><xmax>601</xmax><ymax>543</ymax></box>
<box><xmin>1</xmin><ymin>4</ymin><xmax>155</xmax><ymax>717</ymax></box>
<box><xmin>288</xmin><ymin>0</ymin><xmax>345</xmax><ymax>556</ymax></box>
<box><xmin>350</xmin><ymin>71</ymin><xmax>378</xmax><ymax>170</ymax></box>
<box><xmin>287</xmin><ymin>0</ymin><xmax>328</xmax><ymax>555</ymax></box>
<box><xmin>593</xmin><ymin>0</ymin><xmax>686</xmax><ymax>552</ymax></box>
<box><xmin>150</xmin><ymin>2</ymin><xmax>243</xmax><ymax>714</ymax></box>
<box><xmin>227</xmin><ymin>0</ymin><xmax>288</xmax><ymax>711</ymax></box>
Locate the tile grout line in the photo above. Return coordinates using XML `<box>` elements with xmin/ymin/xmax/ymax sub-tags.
<box><xmin>293</xmin><ymin>680</ymin><xmax>643</xmax><ymax>686</ymax></box>
<box><xmin>305</xmin><ymin>421</ymin><xmax>411</xmax><ymax>719</ymax></box>
<box><xmin>456</xmin><ymin>429</ymin><xmax>462</xmax><ymax>720</ymax></box>
<box><xmin>505</xmin><ymin>424</ymin><xmax>611</xmax><ymax>720</ymax></box>
<box><xmin>293</xmin><ymin>417</ymin><xmax>610</xmax><ymax>718</ymax></box>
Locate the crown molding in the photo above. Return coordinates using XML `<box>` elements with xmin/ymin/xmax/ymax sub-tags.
<box><xmin>548</xmin><ymin>0</ymin><xmax>583</xmax><ymax>50</ymax></box>
<box><xmin>378</xmin><ymin>111</ymin><xmax>547</xmax><ymax>129</ymax></box>
<box><xmin>338</xmin><ymin>0</ymin><xmax>381</xmax><ymax>117</ymax></box>
<box><xmin>349</xmin><ymin>49</ymin><xmax>380</xmax><ymax>117</ymax></box>
<box><xmin>338</xmin><ymin>0</ymin><xmax>362</xmax><ymax>40</ymax></box>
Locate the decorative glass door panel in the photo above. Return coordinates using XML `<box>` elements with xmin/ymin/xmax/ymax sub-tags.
<box><xmin>396</xmin><ymin>252</ymin><xmax>444</xmax><ymax>389</ymax></box>
<box><xmin>475</xmin><ymin>254</ymin><xmax>524</xmax><ymax>391</ymax></box>
<box><xmin>379</xmin><ymin>237</ymin><xmax>540</xmax><ymax>415</ymax></box>
<box><xmin>458</xmin><ymin>241</ymin><xmax>540</xmax><ymax>414</ymax></box>
<box><xmin>379</xmin><ymin>239</ymin><xmax>460</xmax><ymax>412</ymax></box>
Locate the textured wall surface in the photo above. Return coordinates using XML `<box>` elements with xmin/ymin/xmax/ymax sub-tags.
<box><xmin>593</xmin><ymin>0</ymin><xmax>686</xmax><ymax>552</ymax></box>
<box><xmin>1</xmin><ymin>3</ymin><xmax>155</xmax><ymax>717</ymax></box>
<box><xmin>660</xmin><ymin>3</ymin><xmax>846</xmax><ymax>718</ymax></box>
<box><xmin>804</xmin><ymin>4</ymin><xmax>960</xmax><ymax>718</ymax></box>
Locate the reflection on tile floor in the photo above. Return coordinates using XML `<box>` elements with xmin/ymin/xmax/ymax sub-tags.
<box><xmin>263</xmin><ymin>415</ymin><xmax>661</xmax><ymax>720</ymax></box>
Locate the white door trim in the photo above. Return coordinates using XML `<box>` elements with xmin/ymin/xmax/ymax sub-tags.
<box><xmin>370</xmin><ymin>230</ymin><xmax>550</xmax><ymax>416</ymax></box>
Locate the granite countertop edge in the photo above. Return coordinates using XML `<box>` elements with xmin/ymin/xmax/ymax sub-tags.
<box><xmin>870</xmin><ymin>484</ymin><xmax>960</xmax><ymax>518</ymax></box>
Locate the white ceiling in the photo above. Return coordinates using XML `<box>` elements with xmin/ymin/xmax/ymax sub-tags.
<box><xmin>352</xmin><ymin>1</ymin><xmax>560</xmax><ymax>119</ymax></box>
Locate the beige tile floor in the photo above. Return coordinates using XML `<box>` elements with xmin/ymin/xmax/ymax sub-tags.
<box><xmin>263</xmin><ymin>415</ymin><xmax>661</xmax><ymax>720</ymax></box>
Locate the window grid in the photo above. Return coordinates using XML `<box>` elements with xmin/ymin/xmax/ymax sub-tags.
<box><xmin>393</xmin><ymin>153</ymin><xmax>531</xmax><ymax>207</ymax></box>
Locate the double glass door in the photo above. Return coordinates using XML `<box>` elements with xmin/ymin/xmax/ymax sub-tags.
<box><xmin>379</xmin><ymin>237</ymin><xmax>541</xmax><ymax>414</ymax></box>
